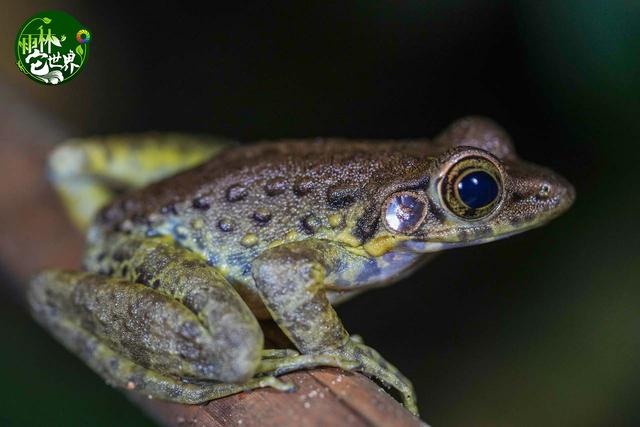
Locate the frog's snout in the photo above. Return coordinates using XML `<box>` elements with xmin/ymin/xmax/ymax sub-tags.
<box><xmin>534</xmin><ymin>170</ymin><xmax>576</xmax><ymax>220</ymax></box>
<box><xmin>500</xmin><ymin>160</ymin><xmax>576</xmax><ymax>226</ymax></box>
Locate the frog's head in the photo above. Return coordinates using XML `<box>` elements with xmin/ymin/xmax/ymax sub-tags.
<box><xmin>371</xmin><ymin>117</ymin><xmax>575</xmax><ymax>253</ymax></box>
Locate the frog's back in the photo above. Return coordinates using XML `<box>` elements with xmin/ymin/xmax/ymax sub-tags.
<box><xmin>97</xmin><ymin>140</ymin><xmax>435</xmax><ymax>231</ymax></box>
<box><xmin>91</xmin><ymin>139</ymin><xmax>439</xmax><ymax>293</ymax></box>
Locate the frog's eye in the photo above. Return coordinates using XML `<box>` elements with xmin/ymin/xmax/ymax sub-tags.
<box><xmin>441</xmin><ymin>156</ymin><xmax>502</xmax><ymax>219</ymax></box>
<box><xmin>383</xmin><ymin>192</ymin><xmax>428</xmax><ymax>234</ymax></box>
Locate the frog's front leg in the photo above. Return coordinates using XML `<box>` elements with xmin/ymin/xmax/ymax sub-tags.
<box><xmin>252</xmin><ymin>240</ymin><xmax>418</xmax><ymax>415</ymax></box>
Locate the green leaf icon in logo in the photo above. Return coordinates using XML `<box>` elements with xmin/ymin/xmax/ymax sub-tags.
<box><xmin>43</xmin><ymin>17</ymin><xmax>51</xmax><ymax>24</ymax></box>
<box><xmin>75</xmin><ymin>45</ymin><xmax>84</xmax><ymax>56</ymax></box>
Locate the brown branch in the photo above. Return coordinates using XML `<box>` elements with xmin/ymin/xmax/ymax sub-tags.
<box><xmin>0</xmin><ymin>85</ymin><xmax>425</xmax><ymax>427</ymax></box>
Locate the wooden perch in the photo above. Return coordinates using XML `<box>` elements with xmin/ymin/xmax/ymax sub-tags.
<box><xmin>0</xmin><ymin>85</ymin><xmax>425</xmax><ymax>427</ymax></box>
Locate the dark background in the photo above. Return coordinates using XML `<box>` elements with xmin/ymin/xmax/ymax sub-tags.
<box><xmin>1</xmin><ymin>1</ymin><xmax>639</xmax><ymax>426</ymax></box>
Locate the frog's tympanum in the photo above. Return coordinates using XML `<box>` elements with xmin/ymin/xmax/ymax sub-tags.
<box><xmin>28</xmin><ymin>117</ymin><xmax>574</xmax><ymax>415</ymax></box>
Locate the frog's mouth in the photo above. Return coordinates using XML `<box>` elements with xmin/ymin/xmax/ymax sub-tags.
<box><xmin>401</xmin><ymin>226</ymin><xmax>536</xmax><ymax>253</ymax></box>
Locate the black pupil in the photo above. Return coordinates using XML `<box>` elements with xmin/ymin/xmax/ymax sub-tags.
<box><xmin>457</xmin><ymin>171</ymin><xmax>499</xmax><ymax>209</ymax></box>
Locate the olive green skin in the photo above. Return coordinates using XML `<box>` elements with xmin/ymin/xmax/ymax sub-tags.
<box><xmin>28</xmin><ymin>117</ymin><xmax>575</xmax><ymax>416</ymax></box>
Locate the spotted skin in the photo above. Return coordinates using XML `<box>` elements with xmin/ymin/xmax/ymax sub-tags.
<box><xmin>28</xmin><ymin>117</ymin><xmax>575</xmax><ymax>415</ymax></box>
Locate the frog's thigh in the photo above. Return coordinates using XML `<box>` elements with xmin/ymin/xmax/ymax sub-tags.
<box><xmin>85</xmin><ymin>236</ymin><xmax>266</xmax><ymax>382</ymax></box>
<box><xmin>29</xmin><ymin>279</ymin><xmax>284</xmax><ymax>404</ymax></box>
<box><xmin>252</xmin><ymin>241</ymin><xmax>350</xmax><ymax>354</ymax></box>
<box><xmin>48</xmin><ymin>134</ymin><xmax>234</xmax><ymax>229</ymax></box>
<box><xmin>28</xmin><ymin>269</ymin><xmax>262</xmax><ymax>386</ymax></box>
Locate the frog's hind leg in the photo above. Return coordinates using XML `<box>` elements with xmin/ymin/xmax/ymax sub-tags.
<box><xmin>28</xmin><ymin>277</ymin><xmax>291</xmax><ymax>403</ymax></box>
<box><xmin>48</xmin><ymin>133</ymin><xmax>235</xmax><ymax>229</ymax></box>
<box><xmin>28</xmin><ymin>267</ymin><xmax>264</xmax><ymax>391</ymax></box>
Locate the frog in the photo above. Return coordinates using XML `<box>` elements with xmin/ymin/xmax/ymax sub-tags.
<box><xmin>27</xmin><ymin>116</ymin><xmax>574</xmax><ymax>416</ymax></box>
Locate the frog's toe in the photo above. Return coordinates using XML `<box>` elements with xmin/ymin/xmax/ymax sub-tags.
<box><xmin>257</xmin><ymin>375</ymin><xmax>296</xmax><ymax>392</ymax></box>
<box><xmin>256</xmin><ymin>353</ymin><xmax>359</xmax><ymax>377</ymax></box>
<box><xmin>261</xmin><ymin>348</ymin><xmax>300</xmax><ymax>359</ymax></box>
<box><xmin>350</xmin><ymin>334</ymin><xmax>365</xmax><ymax>344</ymax></box>
<box><xmin>332</xmin><ymin>339</ymin><xmax>419</xmax><ymax>416</ymax></box>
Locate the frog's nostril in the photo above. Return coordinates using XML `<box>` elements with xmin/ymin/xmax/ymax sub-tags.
<box><xmin>537</xmin><ymin>183</ymin><xmax>551</xmax><ymax>199</ymax></box>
